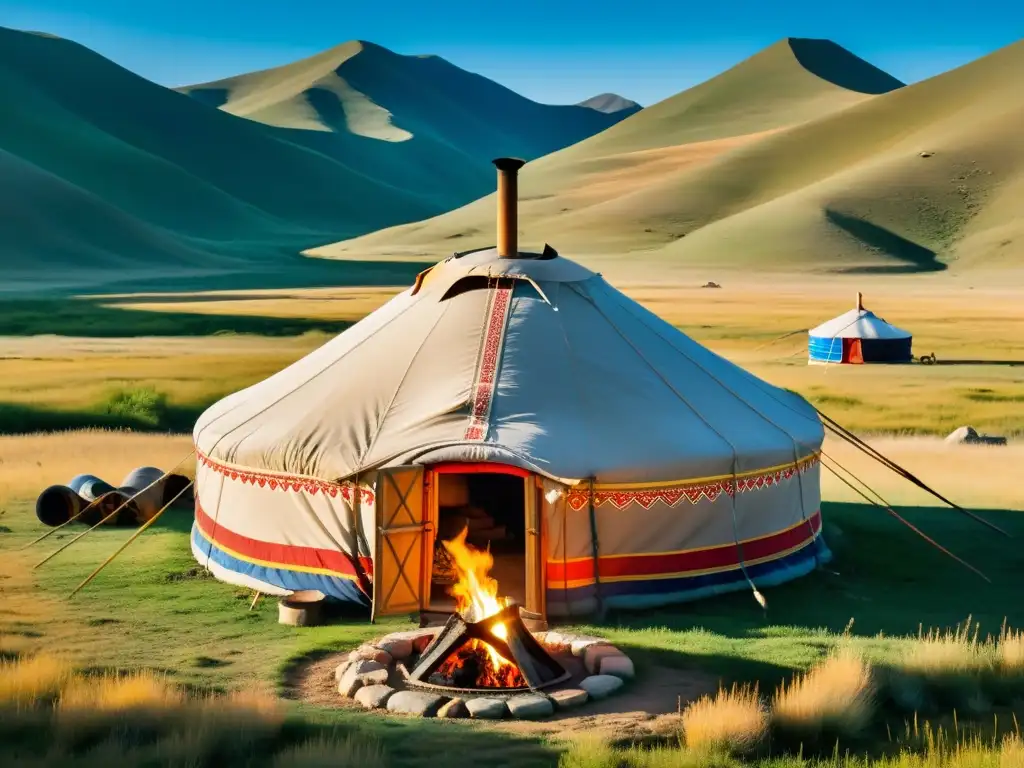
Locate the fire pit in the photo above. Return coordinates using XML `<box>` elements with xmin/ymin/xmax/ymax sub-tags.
<box><xmin>332</xmin><ymin>528</ymin><xmax>635</xmax><ymax>719</ymax></box>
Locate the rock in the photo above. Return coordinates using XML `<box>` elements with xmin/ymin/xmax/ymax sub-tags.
<box><xmin>550</xmin><ymin>688</ymin><xmax>589</xmax><ymax>709</ymax></box>
<box><xmin>377</xmin><ymin>628</ymin><xmax>438</xmax><ymax>654</ymax></box>
<box><xmin>357</xmin><ymin>667</ymin><xmax>389</xmax><ymax>687</ymax></box>
<box><xmin>466</xmin><ymin>697</ymin><xmax>508</xmax><ymax>719</ymax></box>
<box><xmin>569</xmin><ymin>636</ymin><xmax>606</xmax><ymax>657</ymax></box>
<box><xmin>437</xmin><ymin>698</ymin><xmax>469</xmax><ymax>718</ymax></box>
<box><xmin>599</xmin><ymin>654</ymin><xmax>635</xmax><ymax>679</ymax></box>
<box><xmin>507</xmin><ymin>694</ymin><xmax>553</xmax><ymax>720</ymax></box>
<box><xmin>334</xmin><ymin>661</ymin><xmax>351</xmax><ymax>683</ymax></box>
<box><xmin>385</xmin><ymin>690</ymin><xmax>446</xmax><ymax>717</ymax></box>
<box><xmin>348</xmin><ymin>645</ymin><xmax>393</xmax><ymax>666</ymax></box>
<box><xmin>354</xmin><ymin>684</ymin><xmax>394</xmax><ymax>710</ymax></box>
<box><xmin>376</xmin><ymin>638</ymin><xmax>414</xmax><ymax>661</ymax></box>
<box><xmin>919</xmin><ymin>151</ymin><xmax>934</xmax><ymax>158</ymax></box>
<box><xmin>702</xmin><ymin>281</ymin><xmax>721</xmax><ymax>288</ymax></box>
<box><xmin>541</xmin><ymin>631</ymin><xmax>574</xmax><ymax>648</ymax></box>
<box><xmin>580</xmin><ymin>674</ymin><xmax>624</xmax><ymax>700</ymax></box>
<box><xmin>583</xmin><ymin>643</ymin><xmax>621</xmax><ymax>674</ymax></box>
<box><xmin>339</xmin><ymin>660</ymin><xmax>385</xmax><ymax>698</ymax></box>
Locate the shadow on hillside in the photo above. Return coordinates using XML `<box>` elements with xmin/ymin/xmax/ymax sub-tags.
<box><xmin>788</xmin><ymin>38</ymin><xmax>905</xmax><ymax>94</ymax></box>
<box><xmin>598</xmin><ymin>500</ymin><xmax>1024</xmax><ymax>647</ymax></box>
<box><xmin>825</xmin><ymin>209</ymin><xmax>946</xmax><ymax>273</ymax></box>
<box><xmin>0</xmin><ymin>297</ymin><xmax>355</xmax><ymax>337</ymax></box>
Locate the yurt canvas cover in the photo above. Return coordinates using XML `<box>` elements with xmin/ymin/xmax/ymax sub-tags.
<box><xmin>191</xmin><ymin>160</ymin><xmax>829</xmax><ymax>621</ymax></box>
<box><xmin>808</xmin><ymin>294</ymin><xmax>912</xmax><ymax>364</ymax></box>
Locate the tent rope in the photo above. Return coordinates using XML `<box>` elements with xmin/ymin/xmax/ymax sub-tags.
<box><xmin>574</xmin><ymin>282</ymin><xmax>766</xmax><ymax>609</ymax></box>
<box><xmin>818</xmin><ymin>453</ymin><xmax>990</xmax><ymax>582</ymax></box>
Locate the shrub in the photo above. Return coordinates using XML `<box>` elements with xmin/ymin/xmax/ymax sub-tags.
<box><xmin>772</xmin><ymin>649</ymin><xmax>876</xmax><ymax>742</ymax></box>
<box><xmin>681</xmin><ymin>684</ymin><xmax>768</xmax><ymax>755</ymax></box>
<box><xmin>100</xmin><ymin>386</ymin><xmax>168</xmax><ymax>427</ymax></box>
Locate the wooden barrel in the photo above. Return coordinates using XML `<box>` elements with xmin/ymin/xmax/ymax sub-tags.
<box><xmin>35</xmin><ymin>485</ymin><xmax>84</xmax><ymax>527</ymax></box>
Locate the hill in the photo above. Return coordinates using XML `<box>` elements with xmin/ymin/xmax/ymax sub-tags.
<box><xmin>176</xmin><ymin>40</ymin><xmax>629</xmax><ymax>158</ymax></box>
<box><xmin>577</xmin><ymin>93</ymin><xmax>642</xmax><ymax>115</ymax></box>
<box><xmin>1</xmin><ymin>30</ymin><xmax>628</xmax><ymax>290</ymax></box>
<box><xmin>316</xmin><ymin>39</ymin><xmax>1024</xmax><ymax>274</ymax></box>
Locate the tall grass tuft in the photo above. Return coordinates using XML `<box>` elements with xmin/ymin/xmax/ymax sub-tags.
<box><xmin>772</xmin><ymin>649</ymin><xmax>876</xmax><ymax>743</ymax></box>
<box><xmin>0</xmin><ymin>654</ymin><xmax>75</xmax><ymax>708</ymax></box>
<box><xmin>680</xmin><ymin>683</ymin><xmax>767</xmax><ymax>755</ymax></box>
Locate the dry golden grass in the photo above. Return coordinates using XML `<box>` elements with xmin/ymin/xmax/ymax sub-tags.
<box><xmin>900</xmin><ymin>621</ymin><xmax>992</xmax><ymax>678</ymax></box>
<box><xmin>997</xmin><ymin>626</ymin><xmax>1024</xmax><ymax>673</ymax></box>
<box><xmin>681</xmin><ymin>684</ymin><xmax>768</xmax><ymax>753</ymax></box>
<box><xmin>0</xmin><ymin>653</ymin><xmax>75</xmax><ymax>708</ymax></box>
<box><xmin>772</xmin><ymin>649</ymin><xmax>876</xmax><ymax>738</ymax></box>
<box><xmin>0</xmin><ymin>430</ymin><xmax>194</xmax><ymax>502</ymax></box>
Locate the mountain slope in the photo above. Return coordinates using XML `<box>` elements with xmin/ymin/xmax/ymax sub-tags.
<box><xmin>176</xmin><ymin>41</ymin><xmax>630</xmax><ymax>160</ymax></box>
<box><xmin>312</xmin><ymin>38</ymin><xmax>909</xmax><ymax>263</ymax></box>
<box><xmin>577</xmin><ymin>93</ymin><xmax>642</xmax><ymax>115</ymax></box>
<box><xmin>1</xmin><ymin>29</ymin><xmax>630</xmax><ymax>288</ymax></box>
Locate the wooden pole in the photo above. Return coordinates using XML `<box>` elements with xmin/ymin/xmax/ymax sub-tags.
<box><xmin>68</xmin><ymin>481</ymin><xmax>193</xmax><ymax>598</ymax></box>
<box><xmin>24</xmin><ymin>449</ymin><xmax>196</xmax><ymax>553</ymax></box>
<box><xmin>249</xmin><ymin>591</ymin><xmax>262</xmax><ymax>611</ymax></box>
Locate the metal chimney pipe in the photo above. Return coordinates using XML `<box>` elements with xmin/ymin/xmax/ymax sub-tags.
<box><xmin>856</xmin><ymin>291</ymin><xmax>864</xmax><ymax>311</ymax></box>
<box><xmin>493</xmin><ymin>157</ymin><xmax>526</xmax><ymax>258</ymax></box>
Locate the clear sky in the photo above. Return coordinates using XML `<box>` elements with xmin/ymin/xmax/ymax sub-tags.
<box><xmin>2</xmin><ymin>0</ymin><xmax>1021</xmax><ymax>105</ymax></box>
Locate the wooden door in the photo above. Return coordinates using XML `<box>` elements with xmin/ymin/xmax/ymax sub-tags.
<box><xmin>372</xmin><ymin>466</ymin><xmax>428</xmax><ymax>621</ymax></box>
<box><xmin>523</xmin><ymin>477</ymin><xmax>547</xmax><ymax>627</ymax></box>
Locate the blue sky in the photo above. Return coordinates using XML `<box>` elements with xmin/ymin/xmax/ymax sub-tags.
<box><xmin>2</xmin><ymin>1</ymin><xmax>1020</xmax><ymax>105</ymax></box>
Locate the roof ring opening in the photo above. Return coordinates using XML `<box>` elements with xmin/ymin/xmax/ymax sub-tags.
<box><xmin>441</xmin><ymin>275</ymin><xmax>509</xmax><ymax>301</ymax></box>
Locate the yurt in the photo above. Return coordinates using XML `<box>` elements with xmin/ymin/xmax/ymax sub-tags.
<box><xmin>808</xmin><ymin>295</ymin><xmax>913</xmax><ymax>364</ymax></box>
<box><xmin>191</xmin><ymin>158</ymin><xmax>828</xmax><ymax>625</ymax></box>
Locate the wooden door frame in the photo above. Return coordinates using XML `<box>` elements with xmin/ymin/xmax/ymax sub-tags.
<box><xmin>424</xmin><ymin>463</ymin><xmax>546</xmax><ymax>627</ymax></box>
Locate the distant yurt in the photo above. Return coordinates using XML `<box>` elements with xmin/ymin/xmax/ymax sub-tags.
<box><xmin>191</xmin><ymin>158</ymin><xmax>828</xmax><ymax>625</ymax></box>
<box><xmin>808</xmin><ymin>294</ymin><xmax>912</xmax><ymax>364</ymax></box>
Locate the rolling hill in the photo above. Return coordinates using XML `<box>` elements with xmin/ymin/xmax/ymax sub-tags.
<box><xmin>0</xmin><ymin>29</ymin><xmax>630</xmax><ymax>290</ymax></box>
<box><xmin>315</xmin><ymin>38</ymin><xmax>1024</xmax><ymax>275</ymax></box>
<box><xmin>577</xmin><ymin>93</ymin><xmax>642</xmax><ymax>115</ymax></box>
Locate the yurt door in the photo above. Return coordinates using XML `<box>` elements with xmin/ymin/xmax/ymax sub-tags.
<box><xmin>372</xmin><ymin>466</ymin><xmax>430</xmax><ymax>621</ymax></box>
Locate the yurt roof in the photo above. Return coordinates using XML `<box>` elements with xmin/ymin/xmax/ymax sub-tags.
<box><xmin>194</xmin><ymin>160</ymin><xmax>823</xmax><ymax>487</ymax></box>
<box><xmin>809</xmin><ymin>308</ymin><xmax>911</xmax><ymax>340</ymax></box>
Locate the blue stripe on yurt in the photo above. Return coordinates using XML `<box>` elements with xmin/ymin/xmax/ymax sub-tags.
<box><xmin>808</xmin><ymin>335</ymin><xmax>844</xmax><ymax>362</ymax></box>
<box><xmin>191</xmin><ymin>523</ymin><xmax>369</xmax><ymax>606</ymax></box>
<box><xmin>551</xmin><ymin>538</ymin><xmax>831</xmax><ymax>613</ymax></box>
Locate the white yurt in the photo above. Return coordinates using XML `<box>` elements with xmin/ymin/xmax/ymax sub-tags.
<box><xmin>808</xmin><ymin>294</ymin><xmax>913</xmax><ymax>364</ymax></box>
<box><xmin>191</xmin><ymin>159</ymin><xmax>828</xmax><ymax>623</ymax></box>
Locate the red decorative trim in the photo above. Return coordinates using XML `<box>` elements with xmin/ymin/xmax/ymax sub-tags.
<box><xmin>430</xmin><ymin>462</ymin><xmax>531</xmax><ymax>478</ymax></box>
<box><xmin>547</xmin><ymin>511</ymin><xmax>821</xmax><ymax>585</ymax></box>
<box><xmin>464</xmin><ymin>283</ymin><xmax>513</xmax><ymax>441</ymax></box>
<box><xmin>566</xmin><ymin>454</ymin><xmax>820</xmax><ymax>511</ymax></box>
<box><xmin>195</xmin><ymin>500</ymin><xmax>373</xmax><ymax>585</ymax></box>
<box><xmin>196</xmin><ymin>450</ymin><xmax>375</xmax><ymax>504</ymax></box>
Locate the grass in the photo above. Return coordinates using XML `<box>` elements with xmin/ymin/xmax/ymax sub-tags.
<box><xmin>0</xmin><ymin>654</ymin><xmax>394</xmax><ymax>767</ymax></box>
<box><xmin>772</xmin><ymin>650</ymin><xmax>876</xmax><ymax>742</ymax></box>
<box><xmin>682</xmin><ymin>684</ymin><xmax>768</xmax><ymax>753</ymax></box>
<box><xmin>3</xmin><ymin>281</ymin><xmax>1023</xmax><ymax>438</ymax></box>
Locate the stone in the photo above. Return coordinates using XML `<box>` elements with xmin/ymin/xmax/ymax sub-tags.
<box><xmin>437</xmin><ymin>698</ymin><xmax>469</xmax><ymax>719</ymax></box>
<box><xmin>333</xmin><ymin>660</ymin><xmax>351</xmax><ymax>683</ymax></box>
<box><xmin>354</xmin><ymin>684</ymin><xmax>394</xmax><ymax>710</ymax></box>
<box><xmin>945</xmin><ymin>425</ymin><xmax>1008</xmax><ymax>446</ymax></box>
<box><xmin>599</xmin><ymin>654</ymin><xmax>635</xmax><ymax>679</ymax></box>
<box><xmin>348</xmin><ymin>645</ymin><xmax>393</xmax><ymax>666</ymax></box>
<box><xmin>569</xmin><ymin>636</ymin><xmax>606</xmax><ymax>657</ymax></box>
<box><xmin>376</xmin><ymin>638</ymin><xmax>414</xmax><ymax>661</ymax></box>
<box><xmin>541</xmin><ymin>631</ymin><xmax>574</xmax><ymax>648</ymax></box>
<box><xmin>583</xmin><ymin>643</ymin><xmax>621</xmax><ymax>674</ymax></box>
<box><xmin>357</xmin><ymin>667</ymin><xmax>389</xmax><ymax>687</ymax></box>
<box><xmin>466</xmin><ymin>697</ymin><xmax>508</xmax><ymax>719</ymax></box>
<box><xmin>339</xmin><ymin>660</ymin><xmax>385</xmax><ymax>698</ymax></box>
<box><xmin>413</xmin><ymin>633</ymin><xmax>437</xmax><ymax>653</ymax></box>
<box><xmin>385</xmin><ymin>690</ymin><xmax>446</xmax><ymax>717</ymax></box>
<box><xmin>550</xmin><ymin>688</ymin><xmax>589</xmax><ymax>709</ymax></box>
<box><xmin>579</xmin><ymin>675</ymin><xmax>624</xmax><ymax>700</ymax></box>
<box><xmin>506</xmin><ymin>694</ymin><xmax>553</xmax><ymax>720</ymax></box>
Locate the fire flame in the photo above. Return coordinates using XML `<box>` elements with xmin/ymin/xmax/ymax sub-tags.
<box><xmin>438</xmin><ymin>527</ymin><xmax>526</xmax><ymax>688</ymax></box>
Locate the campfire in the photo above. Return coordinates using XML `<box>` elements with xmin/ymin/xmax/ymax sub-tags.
<box><xmin>405</xmin><ymin>528</ymin><xmax>568</xmax><ymax>693</ymax></box>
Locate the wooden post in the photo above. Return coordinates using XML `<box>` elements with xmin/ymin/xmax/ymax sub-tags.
<box><xmin>493</xmin><ymin>157</ymin><xmax>526</xmax><ymax>258</ymax></box>
<box><xmin>857</xmin><ymin>292</ymin><xmax>864</xmax><ymax>311</ymax></box>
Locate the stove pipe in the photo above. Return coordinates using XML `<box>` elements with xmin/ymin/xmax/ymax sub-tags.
<box><xmin>492</xmin><ymin>157</ymin><xmax>526</xmax><ymax>258</ymax></box>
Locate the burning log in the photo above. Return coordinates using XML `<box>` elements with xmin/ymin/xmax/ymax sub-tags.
<box><xmin>407</xmin><ymin>602</ymin><xmax>568</xmax><ymax>691</ymax></box>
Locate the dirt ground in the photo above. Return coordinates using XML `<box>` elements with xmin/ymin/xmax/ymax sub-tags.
<box><xmin>288</xmin><ymin>651</ymin><xmax>718</xmax><ymax>740</ymax></box>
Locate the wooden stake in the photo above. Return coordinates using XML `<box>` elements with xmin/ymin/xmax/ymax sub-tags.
<box><xmin>68</xmin><ymin>482</ymin><xmax>193</xmax><ymax>598</ymax></box>
<box><xmin>249</xmin><ymin>591</ymin><xmax>262</xmax><ymax>611</ymax></box>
